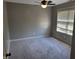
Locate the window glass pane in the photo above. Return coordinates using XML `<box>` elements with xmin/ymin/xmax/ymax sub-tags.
<box><xmin>67</xmin><ymin>30</ymin><xmax>73</xmax><ymax>35</ymax></box>
<box><xmin>57</xmin><ymin>27</ymin><xmax>67</xmax><ymax>33</ymax></box>
<box><xmin>57</xmin><ymin>10</ymin><xmax>68</xmax><ymax>21</ymax></box>
<box><xmin>57</xmin><ymin>22</ymin><xmax>66</xmax><ymax>29</ymax></box>
<box><xmin>56</xmin><ymin>9</ymin><xmax>74</xmax><ymax>36</ymax></box>
<box><xmin>67</xmin><ymin>9</ymin><xmax>74</xmax><ymax>33</ymax></box>
<box><xmin>67</xmin><ymin>24</ymin><xmax>74</xmax><ymax>31</ymax></box>
<box><xmin>68</xmin><ymin>10</ymin><xmax>74</xmax><ymax>21</ymax></box>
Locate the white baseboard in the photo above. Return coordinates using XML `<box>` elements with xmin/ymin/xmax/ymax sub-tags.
<box><xmin>10</xmin><ymin>35</ymin><xmax>48</xmax><ymax>42</ymax></box>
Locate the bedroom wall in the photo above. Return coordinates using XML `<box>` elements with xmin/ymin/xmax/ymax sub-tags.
<box><xmin>50</xmin><ymin>1</ymin><xmax>75</xmax><ymax>45</ymax></box>
<box><xmin>7</xmin><ymin>2</ymin><xmax>52</xmax><ymax>40</ymax></box>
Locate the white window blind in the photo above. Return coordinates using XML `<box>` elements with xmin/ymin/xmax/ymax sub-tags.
<box><xmin>56</xmin><ymin>9</ymin><xmax>74</xmax><ymax>36</ymax></box>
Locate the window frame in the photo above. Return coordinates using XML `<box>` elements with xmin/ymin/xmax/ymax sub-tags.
<box><xmin>56</xmin><ymin>7</ymin><xmax>75</xmax><ymax>36</ymax></box>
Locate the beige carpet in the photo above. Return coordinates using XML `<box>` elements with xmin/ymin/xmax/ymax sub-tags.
<box><xmin>9</xmin><ymin>37</ymin><xmax>71</xmax><ymax>59</ymax></box>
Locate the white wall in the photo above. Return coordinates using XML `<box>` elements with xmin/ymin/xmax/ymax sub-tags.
<box><xmin>7</xmin><ymin>2</ymin><xmax>52</xmax><ymax>40</ymax></box>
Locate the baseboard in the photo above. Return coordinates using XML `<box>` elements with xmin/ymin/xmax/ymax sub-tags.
<box><xmin>10</xmin><ymin>35</ymin><xmax>48</xmax><ymax>42</ymax></box>
<box><xmin>51</xmin><ymin>36</ymin><xmax>71</xmax><ymax>47</ymax></box>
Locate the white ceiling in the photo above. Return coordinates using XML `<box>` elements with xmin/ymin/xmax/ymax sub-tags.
<box><xmin>4</xmin><ymin>0</ymin><xmax>72</xmax><ymax>5</ymax></box>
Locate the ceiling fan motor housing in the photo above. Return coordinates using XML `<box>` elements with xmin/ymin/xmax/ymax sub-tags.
<box><xmin>41</xmin><ymin>0</ymin><xmax>47</xmax><ymax>5</ymax></box>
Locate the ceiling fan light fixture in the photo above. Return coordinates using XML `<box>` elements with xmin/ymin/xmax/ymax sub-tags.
<box><xmin>41</xmin><ymin>4</ymin><xmax>47</xmax><ymax>8</ymax></box>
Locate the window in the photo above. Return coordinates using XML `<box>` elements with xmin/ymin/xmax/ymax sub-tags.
<box><xmin>56</xmin><ymin>9</ymin><xmax>74</xmax><ymax>36</ymax></box>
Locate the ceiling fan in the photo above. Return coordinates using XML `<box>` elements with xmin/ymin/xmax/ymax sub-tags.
<box><xmin>35</xmin><ymin>0</ymin><xmax>56</xmax><ymax>8</ymax></box>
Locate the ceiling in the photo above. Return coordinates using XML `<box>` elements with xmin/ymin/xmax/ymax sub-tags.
<box><xmin>4</xmin><ymin>0</ymin><xmax>73</xmax><ymax>5</ymax></box>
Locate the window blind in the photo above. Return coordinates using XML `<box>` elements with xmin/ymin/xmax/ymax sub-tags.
<box><xmin>56</xmin><ymin>9</ymin><xmax>74</xmax><ymax>36</ymax></box>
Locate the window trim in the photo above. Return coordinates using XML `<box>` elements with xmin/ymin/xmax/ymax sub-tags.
<box><xmin>56</xmin><ymin>8</ymin><xmax>74</xmax><ymax>36</ymax></box>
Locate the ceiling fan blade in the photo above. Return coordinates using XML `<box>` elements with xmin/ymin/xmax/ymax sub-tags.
<box><xmin>48</xmin><ymin>3</ymin><xmax>56</xmax><ymax>5</ymax></box>
<box><xmin>48</xmin><ymin>1</ymin><xmax>52</xmax><ymax>4</ymax></box>
<box><xmin>34</xmin><ymin>1</ymin><xmax>41</xmax><ymax>3</ymax></box>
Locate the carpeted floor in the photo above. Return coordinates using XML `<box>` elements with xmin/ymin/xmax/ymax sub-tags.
<box><xmin>9</xmin><ymin>37</ymin><xmax>71</xmax><ymax>59</ymax></box>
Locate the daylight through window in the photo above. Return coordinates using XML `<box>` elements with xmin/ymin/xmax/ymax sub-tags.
<box><xmin>56</xmin><ymin>9</ymin><xmax>74</xmax><ymax>36</ymax></box>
